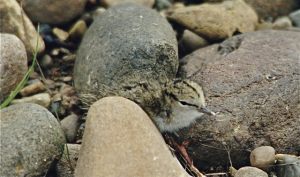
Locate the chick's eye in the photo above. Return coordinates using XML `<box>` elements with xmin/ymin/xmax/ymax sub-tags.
<box><xmin>179</xmin><ymin>101</ymin><xmax>198</xmax><ymax>108</ymax></box>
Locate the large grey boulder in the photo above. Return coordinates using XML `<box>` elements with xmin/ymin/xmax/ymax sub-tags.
<box><xmin>74</xmin><ymin>3</ymin><xmax>178</xmax><ymax>108</ymax></box>
<box><xmin>0</xmin><ymin>33</ymin><xmax>27</xmax><ymax>102</ymax></box>
<box><xmin>0</xmin><ymin>103</ymin><xmax>66</xmax><ymax>177</ymax></box>
<box><xmin>178</xmin><ymin>30</ymin><xmax>300</xmax><ymax>167</ymax></box>
<box><xmin>75</xmin><ymin>97</ymin><xmax>190</xmax><ymax>177</ymax></box>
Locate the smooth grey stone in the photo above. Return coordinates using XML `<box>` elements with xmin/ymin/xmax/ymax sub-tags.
<box><xmin>0</xmin><ymin>103</ymin><xmax>66</xmax><ymax>177</ymax></box>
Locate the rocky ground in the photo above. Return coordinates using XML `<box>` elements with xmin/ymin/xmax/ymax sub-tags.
<box><xmin>0</xmin><ymin>0</ymin><xmax>300</xmax><ymax>177</ymax></box>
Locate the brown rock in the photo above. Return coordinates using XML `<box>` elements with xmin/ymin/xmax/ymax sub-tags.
<box><xmin>203</xmin><ymin>0</ymin><xmax>299</xmax><ymax>20</ymax></box>
<box><xmin>250</xmin><ymin>146</ymin><xmax>275</xmax><ymax>170</ymax></box>
<box><xmin>22</xmin><ymin>0</ymin><xmax>88</xmax><ymax>25</ymax></box>
<box><xmin>167</xmin><ymin>0</ymin><xmax>258</xmax><ymax>41</ymax></box>
<box><xmin>11</xmin><ymin>93</ymin><xmax>51</xmax><ymax>108</ymax></box>
<box><xmin>101</xmin><ymin>0</ymin><xmax>155</xmax><ymax>8</ymax></box>
<box><xmin>0</xmin><ymin>0</ymin><xmax>45</xmax><ymax>58</ymax></box>
<box><xmin>20</xmin><ymin>80</ymin><xmax>46</xmax><ymax>96</ymax></box>
<box><xmin>60</xmin><ymin>114</ymin><xmax>80</xmax><ymax>143</ymax></box>
<box><xmin>178</xmin><ymin>30</ymin><xmax>300</xmax><ymax>167</ymax></box>
<box><xmin>0</xmin><ymin>33</ymin><xmax>27</xmax><ymax>102</ymax></box>
<box><xmin>75</xmin><ymin>97</ymin><xmax>189</xmax><ymax>177</ymax></box>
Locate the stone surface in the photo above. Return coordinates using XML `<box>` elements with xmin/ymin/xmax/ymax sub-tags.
<box><xmin>203</xmin><ymin>0</ymin><xmax>299</xmax><ymax>20</ymax></box>
<box><xmin>275</xmin><ymin>154</ymin><xmax>300</xmax><ymax>177</ymax></box>
<box><xmin>0</xmin><ymin>0</ymin><xmax>45</xmax><ymax>58</ymax></box>
<box><xmin>167</xmin><ymin>0</ymin><xmax>258</xmax><ymax>41</ymax></box>
<box><xmin>178</xmin><ymin>30</ymin><xmax>300</xmax><ymax>167</ymax></box>
<box><xmin>22</xmin><ymin>0</ymin><xmax>87</xmax><ymax>25</ymax></box>
<box><xmin>0</xmin><ymin>103</ymin><xmax>66</xmax><ymax>177</ymax></box>
<box><xmin>74</xmin><ymin>4</ymin><xmax>178</xmax><ymax>108</ymax></box>
<box><xmin>290</xmin><ymin>10</ymin><xmax>300</xmax><ymax>27</ymax></box>
<box><xmin>74</xmin><ymin>97</ymin><xmax>189</xmax><ymax>177</ymax></box>
<box><xmin>61</xmin><ymin>114</ymin><xmax>81</xmax><ymax>143</ymax></box>
<box><xmin>179</xmin><ymin>29</ymin><xmax>209</xmax><ymax>55</ymax></box>
<box><xmin>250</xmin><ymin>146</ymin><xmax>275</xmax><ymax>170</ymax></box>
<box><xmin>11</xmin><ymin>93</ymin><xmax>51</xmax><ymax>108</ymax></box>
<box><xmin>56</xmin><ymin>144</ymin><xmax>81</xmax><ymax>177</ymax></box>
<box><xmin>0</xmin><ymin>33</ymin><xmax>27</xmax><ymax>102</ymax></box>
<box><xmin>235</xmin><ymin>167</ymin><xmax>268</xmax><ymax>177</ymax></box>
<box><xmin>101</xmin><ymin>0</ymin><xmax>155</xmax><ymax>8</ymax></box>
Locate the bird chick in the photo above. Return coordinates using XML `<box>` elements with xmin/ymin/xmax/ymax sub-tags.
<box><xmin>153</xmin><ymin>79</ymin><xmax>215</xmax><ymax>132</ymax></box>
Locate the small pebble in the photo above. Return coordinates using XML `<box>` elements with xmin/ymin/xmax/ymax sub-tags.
<box><xmin>60</xmin><ymin>114</ymin><xmax>80</xmax><ymax>142</ymax></box>
<box><xmin>29</xmin><ymin>71</ymin><xmax>40</xmax><ymax>79</ymax></box>
<box><xmin>40</xmin><ymin>54</ymin><xmax>54</xmax><ymax>68</ymax></box>
<box><xmin>101</xmin><ymin>0</ymin><xmax>155</xmax><ymax>8</ymax></box>
<box><xmin>20</xmin><ymin>80</ymin><xmax>46</xmax><ymax>96</ymax></box>
<box><xmin>273</xmin><ymin>16</ymin><xmax>292</xmax><ymax>29</ymax></box>
<box><xmin>12</xmin><ymin>93</ymin><xmax>51</xmax><ymax>108</ymax></box>
<box><xmin>53</xmin><ymin>28</ymin><xmax>69</xmax><ymax>41</ymax></box>
<box><xmin>90</xmin><ymin>7</ymin><xmax>106</xmax><ymax>19</ymax></box>
<box><xmin>250</xmin><ymin>146</ymin><xmax>275</xmax><ymax>170</ymax></box>
<box><xmin>235</xmin><ymin>166</ymin><xmax>268</xmax><ymax>177</ymax></box>
<box><xmin>68</xmin><ymin>20</ymin><xmax>87</xmax><ymax>41</ymax></box>
<box><xmin>60</xmin><ymin>76</ymin><xmax>73</xmax><ymax>82</ymax></box>
<box><xmin>44</xmin><ymin>79</ymin><xmax>56</xmax><ymax>89</ymax></box>
<box><xmin>62</xmin><ymin>54</ymin><xmax>76</xmax><ymax>62</ymax></box>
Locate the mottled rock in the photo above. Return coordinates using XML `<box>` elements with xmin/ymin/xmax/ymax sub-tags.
<box><xmin>75</xmin><ymin>97</ymin><xmax>189</xmax><ymax>177</ymax></box>
<box><xmin>290</xmin><ymin>10</ymin><xmax>300</xmax><ymax>27</ymax></box>
<box><xmin>0</xmin><ymin>0</ymin><xmax>45</xmax><ymax>58</ymax></box>
<box><xmin>74</xmin><ymin>4</ymin><xmax>178</xmax><ymax>108</ymax></box>
<box><xmin>273</xmin><ymin>16</ymin><xmax>292</xmax><ymax>29</ymax></box>
<box><xmin>0</xmin><ymin>103</ymin><xmax>65</xmax><ymax>177</ymax></box>
<box><xmin>20</xmin><ymin>80</ymin><xmax>46</xmax><ymax>96</ymax></box>
<box><xmin>235</xmin><ymin>167</ymin><xmax>268</xmax><ymax>177</ymax></box>
<box><xmin>101</xmin><ymin>0</ymin><xmax>155</xmax><ymax>8</ymax></box>
<box><xmin>61</xmin><ymin>114</ymin><xmax>81</xmax><ymax>143</ymax></box>
<box><xmin>12</xmin><ymin>93</ymin><xmax>51</xmax><ymax>108</ymax></box>
<box><xmin>56</xmin><ymin>144</ymin><xmax>80</xmax><ymax>177</ymax></box>
<box><xmin>167</xmin><ymin>0</ymin><xmax>258</xmax><ymax>41</ymax></box>
<box><xmin>250</xmin><ymin>146</ymin><xmax>275</xmax><ymax>170</ymax></box>
<box><xmin>178</xmin><ymin>30</ymin><xmax>300</xmax><ymax>167</ymax></box>
<box><xmin>22</xmin><ymin>0</ymin><xmax>87</xmax><ymax>24</ymax></box>
<box><xmin>275</xmin><ymin>154</ymin><xmax>300</xmax><ymax>177</ymax></box>
<box><xmin>0</xmin><ymin>34</ymin><xmax>27</xmax><ymax>102</ymax></box>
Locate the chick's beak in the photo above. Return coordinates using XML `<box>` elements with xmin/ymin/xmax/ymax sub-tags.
<box><xmin>199</xmin><ymin>107</ymin><xmax>216</xmax><ymax>116</ymax></box>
